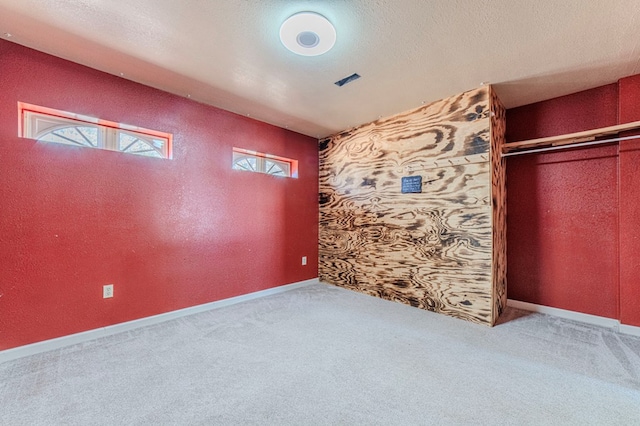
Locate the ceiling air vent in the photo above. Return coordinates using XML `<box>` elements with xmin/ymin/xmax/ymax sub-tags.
<box><xmin>335</xmin><ymin>73</ymin><xmax>361</xmax><ymax>87</ymax></box>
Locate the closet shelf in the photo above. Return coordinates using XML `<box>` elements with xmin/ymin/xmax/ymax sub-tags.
<box><xmin>502</xmin><ymin>120</ymin><xmax>640</xmax><ymax>155</ymax></box>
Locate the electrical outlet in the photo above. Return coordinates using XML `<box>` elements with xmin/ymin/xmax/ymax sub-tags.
<box><xmin>302</xmin><ymin>256</ymin><xmax>307</xmax><ymax>266</ymax></box>
<box><xmin>103</xmin><ymin>284</ymin><xmax>114</xmax><ymax>299</ymax></box>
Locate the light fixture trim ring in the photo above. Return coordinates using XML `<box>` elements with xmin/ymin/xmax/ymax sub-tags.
<box><xmin>280</xmin><ymin>12</ymin><xmax>336</xmax><ymax>56</ymax></box>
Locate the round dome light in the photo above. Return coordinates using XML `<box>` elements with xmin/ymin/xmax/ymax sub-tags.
<box><xmin>280</xmin><ymin>12</ymin><xmax>336</xmax><ymax>56</ymax></box>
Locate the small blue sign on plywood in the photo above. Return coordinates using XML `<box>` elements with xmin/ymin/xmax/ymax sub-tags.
<box><xmin>401</xmin><ymin>175</ymin><xmax>422</xmax><ymax>193</ymax></box>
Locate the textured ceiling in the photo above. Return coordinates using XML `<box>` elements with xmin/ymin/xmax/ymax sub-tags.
<box><xmin>1</xmin><ymin>0</ymin><xmax>639</xmax><ymax>138</ymax></box>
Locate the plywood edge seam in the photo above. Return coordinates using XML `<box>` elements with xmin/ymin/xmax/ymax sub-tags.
<box><xmin>503</xmin><ymin>119</ymin><xmax>640</xmax><ymax>154</ymax></box>
<box><xmin>406</xmin><ymin>152</ymin><xmax>489</xmax><ymax>172</ymax></box>
<box><xmin>488</xmin><ymin>85</ymin><xmax>507</xmax><ymax>326</ymax></box>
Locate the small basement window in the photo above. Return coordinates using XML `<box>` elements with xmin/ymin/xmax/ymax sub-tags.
<box><xmin>18</xmin><ymin>102</ymin><xmax>172</xmax><ymax>159</ymax></box>
<box><xmin>232</xmin><ymin>148</ymin><xmax>298</xmax><ymax>178</ymax></box>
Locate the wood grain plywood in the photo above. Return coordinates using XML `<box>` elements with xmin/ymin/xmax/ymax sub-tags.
<box><xmin>320</xmin><ymin>87</ymin><xmax>504</xmax><ymax>325</ymax></box>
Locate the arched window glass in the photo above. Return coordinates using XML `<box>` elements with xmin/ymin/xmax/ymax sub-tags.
<box><xmin>37</xmin><ymin>125</ymin><xmax>100</xmax><ymax>148</ymax></box>
<box><xmin>118</xmin><ymin>131</ymin><xmax>164</xmax><ymax>158</ymax></box>
<box><xmin>232</xmin><ymin>156</ymin><xmax>258</xmax><ymax>172</ymax></box>
<box><xmin>265</xmin><ymin>160</ymin><xmax>287</xmax><ymax>176</ymax></box>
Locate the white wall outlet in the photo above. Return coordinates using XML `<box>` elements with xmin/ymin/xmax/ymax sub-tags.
<box><xmin>302</xmin><ymin>256</ymin><xmax>307</xmax><ymax>266</ymax></box>
<box><xmin>103</xmin><ymin>284</ymin><xmax>114</xmax><ymax>299</ymax></box>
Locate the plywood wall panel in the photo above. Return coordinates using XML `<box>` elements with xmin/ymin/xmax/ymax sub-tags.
<box><xmin>319</xmin><ymin>86</ymin><xmax>506</xmax><ymax>325</ymax></box>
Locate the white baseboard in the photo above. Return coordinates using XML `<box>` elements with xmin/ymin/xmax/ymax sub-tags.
<box><xmin>0</xmin><ymin>278</ymin><xmax>319</xmax><ymax>364</ymax></box>
<box><xmin>620</xmin><ymin>324</ymin><xmax>640</xmax><ymax>337</ymax></box>
<box><xmin>507</xmin><ymin>299</ymin><xmax>640</xmax><ymax>336</ymax></box>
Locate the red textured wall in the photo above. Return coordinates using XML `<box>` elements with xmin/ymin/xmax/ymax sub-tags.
<box><xmin>506</xmin><ymin>146</ymin><xmax>619</xmax><ymax>318</ymax></box>
<box><xmin>507</xmin><ymin>79</ymin><xmax>640</xmax><ymax>325</ymax></box>
<box><xmin>619</xmin><ymin>138</ymin><xmax>640</xmax><ymax>326</ymax></box>
<box><xmin>505</xmin><ymin>84</ymin><xmax>619</xmax><ymax>142</ymax></box>
<box><xmin>619</xmin><ymin>74</ymin><xmax>640</xmax><ymax>124</ymax></box>
<box><xmin>0</xmin><ymin>40</ymin><xmax>319</xmax><ymax>350</ymax></box>
<box><xmin>618</xmin><ymin>73</ymin><xmax>640</xmax><ymax>326</ymax></box>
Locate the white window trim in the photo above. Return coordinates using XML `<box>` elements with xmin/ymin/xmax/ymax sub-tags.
<box><xmin>232</xmin><ymin>148</ymin><xmax>297</xmax><ymax>178</ymax></box>
<box><xmin>19</xmin><ymin>102</ymin><xmax>172</xmax><ymax>159</ymax></box>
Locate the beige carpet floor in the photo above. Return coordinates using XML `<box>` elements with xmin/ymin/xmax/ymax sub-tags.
<box><xmin>1</xmin><ymin>282</ymin><xmax>639</xmax><ymax>425</ymax></box>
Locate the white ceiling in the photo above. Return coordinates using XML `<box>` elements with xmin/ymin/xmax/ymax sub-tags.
<box><xmin>1</xmin><ymin>0</ymin><xmax>639</xmax><ymax>138</ymax></box>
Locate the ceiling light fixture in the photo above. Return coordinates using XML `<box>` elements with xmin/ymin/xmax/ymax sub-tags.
<box><xmin>280</xmin><ymin>12</ymin><xmax>336</xmax><ymax>56</ymax></box>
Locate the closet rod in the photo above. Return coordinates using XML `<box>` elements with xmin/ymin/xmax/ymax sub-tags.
<box><xmin>501</xmin><ymin>134</ymin><xmax>640</xmax><ymax>158</ymax></box>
